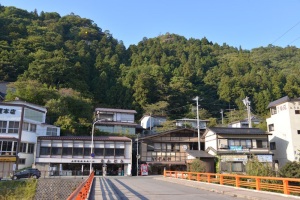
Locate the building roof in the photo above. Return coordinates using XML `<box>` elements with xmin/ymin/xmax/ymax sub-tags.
<box><xmin>38</xmin><ymin>136</ymin><xmax>131</xmax><ymax>142</ymax></box>
<box><xmin>202</xmin><ymin>127</ymin><xmax>270</xmax><ymax>138</ymax></box>
<box><xmin>139</xmin><ymin>127</ymin><xmax>197</xmax><ymax>139</ymax></box>
<box><xmin>186</xmin><ymin>150</ymin><xmax>215</xmax><ymax>158</ymax></box>
<box><xmin>267</xmin><ymin>96</ymin><xmax>300</xmax><ymax>108</ymax></box>
<box><xmin>96</xmin><ymin>121</ymin><xmax>138</xmax><ymax>127</ymax></box>
<box><xmin>95</xmin><ymin>108</ymin><xmax>137</xmax><ymax>114</ymax></box>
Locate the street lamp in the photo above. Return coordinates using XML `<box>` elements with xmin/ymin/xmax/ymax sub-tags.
<box><xmin>90</xmin><ymin>119</ymin><xmax>105</xmax><ymax>174</ymax></box>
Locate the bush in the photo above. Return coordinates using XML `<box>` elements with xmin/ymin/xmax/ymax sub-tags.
<box><xmin>246</xmin><ymin>157</ymin><xmax>275</xmax><ymax>177</ymax></box>
<box><xmin>189</xmin><ymin>159</ymin><xmax>206</xmax><ymax>173</ymax></box>
<box><xmin>279</xmin><ymin>161</ymin><xmax>300</xmax><ymax>178</ymax></box>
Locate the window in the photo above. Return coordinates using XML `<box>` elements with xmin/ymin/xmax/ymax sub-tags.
<box><xmin>73</xmin><ymin>148</ymin><xmax>83</xmax><ymax>156</ymax></box>
<box><xmin>268</xmin><ymin>124</ymin><xmax>274</xmax><ymax>131</ymax></box>
<box><xmin>270</xmin><ymin>142</ymin><xmax>276</xmax><ymax>150</ymax></box>
<box><xmin>257</xmin><ymin>140</ymin><xmax>268</xmax><ymax>148</ymax></box>
<box><xmin>232</xmin><ymin>162</ymin><xmax>243</xmax><ymax>172</ymax></box>
<box><xmin>296</xmin><ymin>110</ymin><xmax>300</xmax><ymax>114</ymax></box>
<box><xmin>62</xmin><ymin>147</ymin><xmax>72</xmax><ymax>155</ymax></box>
<box><xmin>115</xmin><ymin>148</ymin><xmax>124</xmax><ymax>156</ymax></box>
<box><xmin>8</xmin><ymin>121</ymin><xmax>19</xmax><ymax>133</ymax></box>
<box><xmin>0</xmin><ymin>121</ymin><xmax>7</xmax><ymax>133</ymax></box>
<box><xmin>40</xmin><ymin>147</ymin><xmax>51</xmax><ymax>155</ymax></box>
<box><xmin>51</xmin><ymin>147</ymin><xmax>62</xmax><ymax>155</ymax></box>
<box><xmin>23</xmin><ymin>122</ymin><xmax>29</xmax><ymax>131</ymax></box>
<box><xmin>20</xmin><ymin>143</ymin><xmax>27</xmax><ymax>153</ymax></box>
<box><xmin>147</xmin><ymin>143</ymin><xmax>154</xmax><ymax>151</ymax></box>
<box><xmin>28</xmin><ymin>143</ymin><xmax>34</xmax><ymax>154</ymax></box>
<box><xmin>105</xmin><ymin>149</ymin><xmax>114</xmax><ymax>156</ymax></box>
<box><xmin>18</xmin><ymin>158</ymin><xmax>26</xmax><ymax>165</ymax></box>
<box><xmin>47</xmin><ymin>127</ymin><xmax>57</xmax><ymax>136</ymax></box>
<box><xmin>1</xmin><ymin>141</ymin><xmax>13</xmax><ymax>152</ymax></box>
<box><xmin>154</xmin><ymin>143</ymin><xmax>161</xmax><ymax>151</ymax></box>
<box><xmin>29</xmin><ymin>124</ymin><xmax>36</xmax><ymax>132</ymax></box>
<box><xmin>94</xmin><ymin>148</ymin><xmax>104</xmax><ymax>156</ymax></box>
<box><xmin>84</xmin><ymin>148</ymin><xmax>91</xmax><ymax>156</ymax></box>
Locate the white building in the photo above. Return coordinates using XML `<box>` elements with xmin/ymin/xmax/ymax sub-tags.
<box><xmin>35</xmin><ymin>136</ymin><xmax>132</xmax><ymax>176</ymax></box>
<box><xmin>0</xmin><ymin>100</ymin><xmax>60</xmax><ymax>178</ymax></box>
<box><xmin>266</xmin><ymin>96</ymin><xmax>300</xmax><ymax>169</ymax></box>
<box><xmin>140</xmin><ymin>115</ymin><xmax>166</xmax><ymax>133</ymax></box>
<box><xmin>176</xmin><ymin>118</ymin><xmax>208</xmax><ymax>129</ymax></box>
<box><xmin>95</xmin><ymin>108</ymin><xmax>138</xmax><ymax>135</ymax></box>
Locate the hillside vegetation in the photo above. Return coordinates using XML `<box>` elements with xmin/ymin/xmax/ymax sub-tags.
<box><xmin>1</xmin><ymin>5</ymin><xmax>300</xmax><ymax>134</ymax></box>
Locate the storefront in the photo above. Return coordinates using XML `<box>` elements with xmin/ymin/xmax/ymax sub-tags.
<box><xmin>35</xmin><ymin>136</ymin><xmax>132</xmax><ymax>176</ymax></box>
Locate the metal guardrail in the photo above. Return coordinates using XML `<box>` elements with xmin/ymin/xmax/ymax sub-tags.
<box><xmin>164</xmin><ymin>170</ymin><xmax>300</xmax><ymax>196</ymax></box>
<box><xmin>66</xmin><ymin>172</ymin><xmax>94</xmax><ymax>200</ymax></box>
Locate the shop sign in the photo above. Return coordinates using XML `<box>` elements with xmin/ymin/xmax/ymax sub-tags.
<box><xmin>0</xmin><ymin>108</ymin><xmax>16</xmax><ymax>115</ymax></box>
<box><xmin>71</xmin><ymin>160</ymin><xmax>95</xmax><ymax>163</ymax></box>
<box><xmin>257</xmin><ymin>155</ymin><xmax>272</xmax><ymax>162</ymax></box>
<box><xmin>0</xmin><ymin>157</ymin><xmax>17</xmax><ymax>162</ymax></box>
<box><xmin>221</xmin><ymin>155</ymin><xmax>247</xmax><ymax>162</ymax></box>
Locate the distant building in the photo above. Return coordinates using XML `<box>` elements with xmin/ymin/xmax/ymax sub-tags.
<box><xmin>266</xmin><ymin>96</ymin><xmax>300</xmax><ymax>169</ymax></box>
<box><xmin>175</xmin><ymin>118</ymin><xmax>209</xmax><ymax>129</ymax></box>
<box><xmin>0</xmin><ymin>82</ymin><xmax>9</xmax><ymax>101</ymax></box>
<box><xmin>140</xmin><ymin>115</ymin><xmax>166</xmax><ymax>134</ymax></box>
<box><xmin>228</xmin><ymin>117</ymin><xmax>261</xmax><ymax>128</ymax></box>
<box><xmin>0</xmin><ymin>100</ymin><xmax>60</xmax><ymax>178</ymax></box>
<box><xmin>203</xmin><ymin>127</ymin><xmax>272</xmax><ymax>174</ymax></box>
<box><xmin>94</xmin><ymin>108</ymin><xmax>138</xmax><ymax>135</ymax></box>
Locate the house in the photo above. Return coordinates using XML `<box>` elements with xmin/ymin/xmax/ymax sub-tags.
<box><xmin>266</xmin><ymin>96</ymin><xmax>300</xmax><ymax>169</ymax></box>
<box><xmin>138</xmin><ymin>128</ymin><xmax>214</xmax><ymax>175</ymax></box>
<box><xmin>203</xmin><ymin>127</ymin><xmax>272</xmax><ymax>174</ymax></box>
<box><xmin>228</xmin><ymin>117</ymin><xmax>261</xmax><ymax>128</ymax></box>
<box><xmin>94</xmin><ymin>108</ymin><xmax>138</xmax><ymax>135</ymax></box>
<box><xmin>0</xmin><ymin>100</ymin><xmax>60</xmax><ymax>178</ymax></box>
<box><xmin>175</xmin><ymin>118</ymin><xmax>209</xmax><ymax>129</ymax></box>
<box><xmin>35</xmin><ymin>135</ymin><xmax>132</xmax><ymax>176</ymax></box>
<box><xmin>140</xmin><ymin>115</ymin><xmax>166</xmax><ymax>132</ymax></box>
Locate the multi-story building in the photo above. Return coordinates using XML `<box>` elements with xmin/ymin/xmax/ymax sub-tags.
<box><xmin>94</xmin><ymin>108</ymin><xmax>138</xmax><ymax>135</ymax></box>
<box><xmin>138</xmin><ymin>128</ymin><xmax>215</xmax><ymax>174</ymax></box>
<box><xmin>35</xmin><ymin>135</ymin><xmax>132</xmax><ymax>176</ymax></box>
<box><xmin>203</xmin><ymin>127</ymin><xmax>272</xmax><ymax>174</ymax></box>
<box><xmin>266</xmin><ymin>96</ymin><xmax>300</xmax><ymax>169</ymax></box>
<box><xmin>0</xmin><ymin>100</ymin><xmax>60</xmax><ymax>178</ymax></box>
<box><xmin>175</xmin><ymin>118</ymin><xmax>208</xmax><ymax>129</ymax></box>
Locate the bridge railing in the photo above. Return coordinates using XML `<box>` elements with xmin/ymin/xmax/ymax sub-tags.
<box><xmin>66</xmin><ymin>171</ymin><xmax>94</xmax><ymax>200</ymax></box>
<box><xmin>164</xmin><ymin>170</ymin><xmax>300</xmax><ymax>196</ymax></box>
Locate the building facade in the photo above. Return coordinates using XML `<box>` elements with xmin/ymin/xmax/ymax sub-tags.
<box><xmin>139</xmin><ymin>128</ymin><xmax>209</xmax><ymax>174</ymax></box>
<box><xmin>35</xmin><ymin>136</ymin><xmax>132</xmax><ymax>176</ymax></box>
<box><xmin>266</xmin><ymin>96</ymin><xmax>300</xmax><ymax>169</ymax></box>
<box><xmin>0</xmin><ymin>100</ymin><xmax>60</xmax><ymax>178</ymax></box>
<box><xmin>203</xmin><ymin>127</ymin><xmax>272</xmax><ymax>174</ymax></box>
<box><xmin>95</xmin><ymin>108</ymin><xmax>138</xmax><ymax>135</ymax></box>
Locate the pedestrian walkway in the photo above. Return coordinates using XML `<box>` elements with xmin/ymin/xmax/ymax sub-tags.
<box><xmin>155</xmin><ymin>176</ymin><xmax>300</xmax><ymax>200</ymax></box>
<box><xmin>88</xmin><ymin>176</ymin><xmax>119</xmax><ymax>200</ymax></box>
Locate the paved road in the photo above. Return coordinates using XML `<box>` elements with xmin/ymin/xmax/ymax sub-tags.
<box><xmin>88</xmin><ymin>176</ymin><xmax>241</xmax><ymax>200</ymax></box>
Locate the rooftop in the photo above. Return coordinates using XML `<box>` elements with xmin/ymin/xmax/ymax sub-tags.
<box><xmin>38</xmin><ymin>136</ymin><xmax>132</xmax><ymax>142</ymax></box>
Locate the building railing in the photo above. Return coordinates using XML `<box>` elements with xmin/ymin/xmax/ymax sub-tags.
<box><xmin>164</xmin><ymin>170</ymin><xmax>300</xmax><ymax>196</ymax></box>
<box><xmin>66</xmin><ymin>171</ymin><xmax>94</xmax><ymax>200</ymax></box>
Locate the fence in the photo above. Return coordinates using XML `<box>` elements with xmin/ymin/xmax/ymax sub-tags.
<box><xmin>164</xmin><ymin>170</ymin><xmax>300</xmax><ymax>196</ymax></box>
<box><xmin>66</xmin><ymin>171</ymin><xmax>94</xmax><ymax>200</ymax></box>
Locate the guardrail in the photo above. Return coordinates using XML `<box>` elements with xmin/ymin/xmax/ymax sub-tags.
<box><xmin>67</xmin><ymin>171</ymin><xmax>94</xmax><ymax>200</ymax></box>
<box><xmin>164</xmin><ymin>170</ymin><xmax>300</xmax><ymax>196</ymax></box>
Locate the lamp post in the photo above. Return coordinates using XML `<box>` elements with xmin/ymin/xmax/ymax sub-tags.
<box><xmin>90</xmin><ymin>119</ymin><xmax>104</xmax><ymax>174</ymax></box>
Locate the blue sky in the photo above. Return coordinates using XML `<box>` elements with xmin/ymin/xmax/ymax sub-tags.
<box><xmin>1</xmin><ymin>0</ymin><xmax>300</xmax><ymax>50</ymax></box>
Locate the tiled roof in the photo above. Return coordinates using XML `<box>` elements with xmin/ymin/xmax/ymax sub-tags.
<box><xmin>38</xmin><ymin>136</ymin><xmax>131</xmax><ymax>142</ymax></box>
<box><xmin>95</xmin><ymin>108</ymin><xmax>137</xmax><ymax>114</ymax></box>
<box><xmin>207</xmin><ymin>127</ymin><xmax>269</xmax><ymax>135</ymax></box>
<box><xmin>186</xmin><ymin>150</ymin><xmax>215</xmax><ymax>158</ymax></box>
<box><xmin>139</xmin><ymin>128</ymin><xmax>197</xmax><ymax>139</ymax></box>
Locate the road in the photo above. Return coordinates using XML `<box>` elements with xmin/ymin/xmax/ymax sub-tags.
<box><xmin>88</xmin><ymin>176</ymin><xmax>241</xmax><ymax>200</ymax></box>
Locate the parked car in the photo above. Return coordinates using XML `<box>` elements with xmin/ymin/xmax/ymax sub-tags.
<box><xmin>11</xmin><ymin>168</ymin><xmax>41</xmax><ymax>180</ymax></box>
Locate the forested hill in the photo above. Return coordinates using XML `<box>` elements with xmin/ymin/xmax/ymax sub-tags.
<box><xmin>1</xmin><ymin>5</ymin><xmax>300</xmax><ymax>134</ymax></box>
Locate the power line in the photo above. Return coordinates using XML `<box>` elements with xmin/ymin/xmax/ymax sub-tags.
<box><xmin>271</xmin><ymin>20</ymin><xmax>300</xmax><ymax>45</ymax></box>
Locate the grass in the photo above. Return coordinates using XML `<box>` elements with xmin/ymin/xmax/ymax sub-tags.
<box><xmin>0</xmin><ymin>179</ymin><xmax>37</xmax><ymax>200</ymax></box>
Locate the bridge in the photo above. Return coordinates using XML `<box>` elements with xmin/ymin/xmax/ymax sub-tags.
<box><xmin>67</xmin><ymin>171</ymin><xmax>300</xmax><ymax>200</ymax></box>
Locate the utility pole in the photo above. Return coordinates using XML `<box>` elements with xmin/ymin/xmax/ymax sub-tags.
<box><xmin>193</xmin><ymin>96</ymin><xmax>201</xmax><ymax>151</ymax></box>
<box><xmin>242</xmin><ymin>97</ymin><xmax>252</xmax><ymax>128</ymax></box>
<box><xmin>220</xmin><ymin>109</ymin><xmax>224</xmax><ymax>125</ymax></box>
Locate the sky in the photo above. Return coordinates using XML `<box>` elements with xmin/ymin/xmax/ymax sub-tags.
<box><xmin>1</xmin><ymin>0</ymin><xmax>300</xmax><ymax>50</ymax></box>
